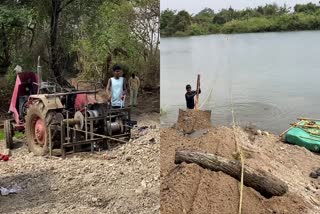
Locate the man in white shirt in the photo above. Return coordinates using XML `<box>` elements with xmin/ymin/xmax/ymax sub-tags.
<box><xmin>106</xmin><ymin>65</ymin><xmax>127</xmax><ymax>108</ymax></box>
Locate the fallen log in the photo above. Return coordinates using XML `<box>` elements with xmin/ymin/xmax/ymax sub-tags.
<box><xmin>175</xmin><ymin>149</ymin><xmax>288</xmax><ymax>198</ymax></box>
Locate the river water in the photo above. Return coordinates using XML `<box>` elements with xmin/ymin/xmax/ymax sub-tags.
<box><xmin>160</xmin><ymin>31</ymin><xmax>320</xmax><ymax>134</ymax></box>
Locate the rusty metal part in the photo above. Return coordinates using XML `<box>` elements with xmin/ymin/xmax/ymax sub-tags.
<box><xmin>46</xmin><ymin>104</ymin><xmax>132</xmax><ymax>158</ymax></box>
<box><xmin>87</xmin><ymin>110</ymin><xmax>99</xmax><ymax>118</ymax></box>
<box><xmin>74</xmin><ymin>111</ymin><xmax>84</xmax><ymax>129</ymax></box>
<box><xmin>53</xmin><ymin>112</ymin><xmax>64</xmax><ymax>125</ymax></box>
<box><xmin>62</xmin><ymin>118</ymin><xmax>81</xmax><ymax>126</ymax></box>
<box><xmin>108</xmin><ymin>120</ymin><xmax>123</xmax><ymax>134</ymax></box>
<box><xmin>110</xmin><ymin>117</ymin><xmax>124</xmax><ymax>133</ymax></box>
<box><xmin>49</xmin><ymin>122</ymin><xmax>128</xmax><ymax>158</ymax></box>
<box><xmin>44</xmin><ymin>90</ymin><xmax>97</xmax><ymax>97</ymax></box>
<box><xmin>68</xmin><ymin>127</ymin><xmax>127</xmax><ymax>143</ymax></box>
<box><xmin>34</xmin><ymin>117</ymin><xmax>46</xmax><ymax>145</ymax></box>
<box><xmin>29</xmin><ymin>94</ymin><xmax>64</xmax><ymax>112</ymax></box>
<box><xmin>74</xmin><ymin>94</ymin><xmax>97</xmax><ymax>110</ymax></box>
<box><xmin>37</xmin><ymin>56</ymin><xmax>42</xmax><ymax>94</ymax></box>
<box><xmin>4</xmin><ymin>120</ymin><xmax>13</xmax><ymax>149</ymax></box>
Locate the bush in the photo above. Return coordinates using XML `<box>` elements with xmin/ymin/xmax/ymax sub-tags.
<box><xmin>190</xmin><ymin>24</ymin><xmax>206</xmax><ymax>35</ymax></box>
<box><xmin>208</xmin><ymin>24</ymin><xmax>221</xmax><ymax>34</ymax></box>
<box><xmin>174</xmin><ymin>31</ymin><xmax>190</xmax><ymax>37</ymax></box>
<box><xmin>5</xmin><ymin>66</ymin><xmax>17</xmax><ymax>90</ymax></box>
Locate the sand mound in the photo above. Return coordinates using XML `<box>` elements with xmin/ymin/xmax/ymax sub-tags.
<box><xmin>175</xmin><ymin>109</ymin><xmax>211</xmax><ymax>133</ymax></box>
<box><xmin>161</xmin><ymin>125</ymin><xmax>320</xmax><ymax>214</ymax></box>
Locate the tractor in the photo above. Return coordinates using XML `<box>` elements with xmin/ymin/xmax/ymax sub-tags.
<box><xmin>4</xmin><ymin>58</ymin><xmax>133</xmax><ymax>157</ymax></box>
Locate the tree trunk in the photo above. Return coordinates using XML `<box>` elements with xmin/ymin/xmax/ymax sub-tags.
<box><xmin>50</xmin><ymin>0</ymin><xmax>63</xmax><ymax>85</ymax></box>
<box><xmin>175</xmin><ymin>149</ymin><xmax>288</xmax><ymax>198</ymax></box>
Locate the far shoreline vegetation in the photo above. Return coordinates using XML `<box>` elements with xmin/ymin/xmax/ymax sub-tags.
<box><xmin>160</xmin><ymin>2</ymin><xmax>320</xmax><ymax>37</ymax></box>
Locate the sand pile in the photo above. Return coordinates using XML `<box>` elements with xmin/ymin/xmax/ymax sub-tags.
<box><xmin>161</xmin><ymin>110</ymin><xmax>320</xmax><ymax>214</ymax></box>
<box><xmin>175</xmin><ymin>109</ymin><xmax>211</xmax><ymax>133</ymax></box>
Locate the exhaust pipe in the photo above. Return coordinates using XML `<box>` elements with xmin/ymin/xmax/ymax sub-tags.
<box><xmin>37</xmin><ymin>56</ymin><xmax>42</xmax><ymax>94</ymax></box>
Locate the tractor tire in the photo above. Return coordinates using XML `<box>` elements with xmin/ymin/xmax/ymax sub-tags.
<box><xmin>25</xmin><ymin>103</ymin><xmax>55</xmax><ymax>156</ymax></box>
<box><xmin>4</xmin><ymin>120</ymin><xmax>13</xmax><ymax>149</ymax></box>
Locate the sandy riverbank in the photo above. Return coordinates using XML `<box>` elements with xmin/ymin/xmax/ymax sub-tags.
<box><xmin>160</xmin><ymin>110</ymin><xmax>320</xmax><ymax>214</ymax></box>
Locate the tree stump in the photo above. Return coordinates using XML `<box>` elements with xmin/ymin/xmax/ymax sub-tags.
<box><xmin>175</xmin><ymin>149</ymin><xmax>288</xmax><ymax>198</ymax></box>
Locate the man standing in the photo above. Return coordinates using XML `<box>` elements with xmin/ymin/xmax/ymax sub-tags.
<box><xmin>128</xmin><ymin>73</ymin><xmax>140</xmax><ymax>107</ymax></box>
<box><xmin>185</xmin><ymin>84</ymin><xmax>201</xmax><ymax>109</ymax></box>
<box><xmin>106</xmin><ymin>65</ymin><xmax>127</xmax><ymax>108</ymax></box>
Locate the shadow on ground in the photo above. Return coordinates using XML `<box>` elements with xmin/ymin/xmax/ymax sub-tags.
<box><xmin>0</xmin><ymin>170</ymin><xmax>54</xmax><ymax>213</ymax></box>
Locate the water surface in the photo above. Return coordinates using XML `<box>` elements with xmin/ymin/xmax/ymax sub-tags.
<box><xmin>161</xmin><ymin>31</ymin><xmax>320</xmax><ymax>134</ymax></box>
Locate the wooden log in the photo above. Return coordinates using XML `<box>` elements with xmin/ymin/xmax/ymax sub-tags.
<box><xmin>175</xmin><ymin>149</ymin><xmax>288</xmax><ymax>198</ymax></box>
<box><xmin>298</xmin><ymin>117</ymin><xmax>320</xmax><ymax>122</ymax></box>
<box><xmin>195</xmin><ymin>74</ymin><xmax>200</xmax><ymax>111</ymax></box>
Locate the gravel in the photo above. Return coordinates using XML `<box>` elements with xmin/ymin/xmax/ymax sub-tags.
<box><xmin>0</xmin><ymin>114</ymin><xmax>160</xmax><ymax>214</ymax></box>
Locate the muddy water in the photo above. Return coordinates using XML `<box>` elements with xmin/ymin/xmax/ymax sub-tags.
<box><xmin>160</xmin><ymin>31</ymin><xmax>320</xmax><ymax>134</ymax></box>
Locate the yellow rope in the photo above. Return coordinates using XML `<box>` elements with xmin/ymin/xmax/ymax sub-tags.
<box><xmin>225</xmin><ymin>35</ymin><xmax>244</xmax><ymax>214</ymax></box>
<box><xmin>231</xmin><ymin>99</ymin><xmax>245</xmax><ymax>214</ymax></box>
<box><xmin>239</xmin><ymin>156</ymin><xmax>244</xmax><ymax>214</ymax></box>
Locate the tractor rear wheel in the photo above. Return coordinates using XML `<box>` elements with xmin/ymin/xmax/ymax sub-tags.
<box><xmin>25</xmin><ymin>103</ymin><xmax>55</xmax><ymax>156</ymax></box>
<box><xmin>4</xmin><ymin>120</ymin><xmax>13</xmax><ymax>149</ymax></box>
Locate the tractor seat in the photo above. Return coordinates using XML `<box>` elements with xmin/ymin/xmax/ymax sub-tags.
<box><xmin>18</xmin><ymin>96</ymin><xmax>29</xmax><ymax>120</ymax></box>
<box><xmin>20</xmin><ymin>82</ymin><xmax>36</xmax><ymax>95</ymax></box>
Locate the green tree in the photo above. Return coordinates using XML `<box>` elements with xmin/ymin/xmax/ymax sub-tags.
<box><xmin>294</xmin><ymin>3</ymin><xmax>317</xmax><ymax>13</ymax></box>
<box><xmin>160</xmin><ymin>9</ymin><xmax>177</xmax><ymax>36</ymax></box>
<box><xmin>173</xmin><ymin>10</ymin><xmax>191</xmax><ymax>32</ymax></box>
<box><xmin>161</xmin><ymin>2</ymin><xmax>320</xmax><ymax>37</ymax></box>
<box><xmin>194</xmin><ymin>8</ymin><xmax>214</xmax><ymax>23</ymax></box>
<box><xmin>0</xmin><ymin>5</ymin><xmax>34</xmax><ymax>73</ymax></box>
<box><xmin>72</xmin><ymin>0</ymin><xmax>159</xmax><ymax>88</ymax></box>
<box><xmin>0</xmin><ymin>0</ymin><xmax>159</xmax><ymax>91</ymax></box>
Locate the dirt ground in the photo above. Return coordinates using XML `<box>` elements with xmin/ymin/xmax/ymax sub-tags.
<box><xmin>0</xmin><ymin>86</ymin><xmax>160</xmax><ymax>214</ymax></box>
<box><xmin>161</xmin><ymin>110</ymin><xmax>320</xmax><ymax>214</ymax></box>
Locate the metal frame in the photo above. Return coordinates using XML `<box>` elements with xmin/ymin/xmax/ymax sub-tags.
<box><xmin>48</xmin><ymin>107</ymin><xmax>131</xmax><ymax>158</ymax></box>
<box><xmin>6</xmin><ymin>62</ymin><xmax>133</xmax><ymax>156</ymax></box>
<box><xmin>76</xmin><ymin>80</ymin><xmax>104</xmax><ymax>100</ymax></box>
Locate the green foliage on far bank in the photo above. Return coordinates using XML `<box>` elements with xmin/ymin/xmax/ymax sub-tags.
<box><xmin>161</xmin><ymin>2</ymin><xmax>320</xmax><ymax>37</ymax></box>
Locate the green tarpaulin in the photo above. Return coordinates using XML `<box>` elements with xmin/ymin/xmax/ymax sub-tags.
<box><xmin>285</xmin><ymin>120</ymin><xmax>320</xmax><ymax>152</ymax></box>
